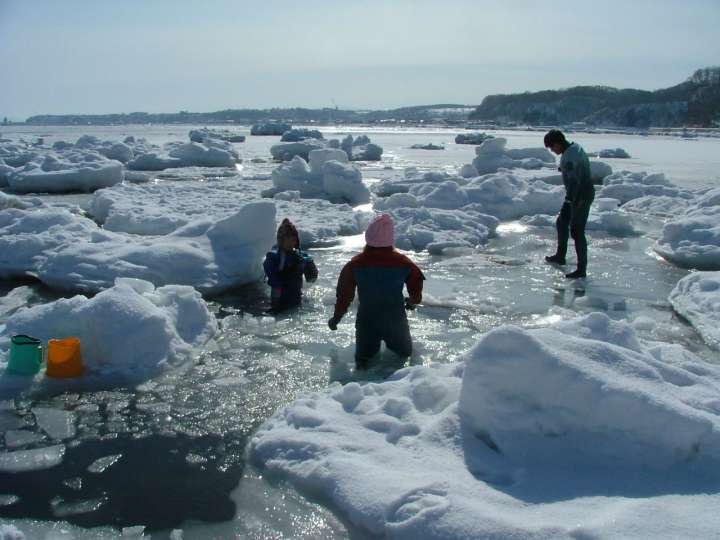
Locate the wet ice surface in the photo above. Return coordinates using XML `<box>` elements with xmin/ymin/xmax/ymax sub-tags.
<box><xmin>0</xmin><ymin>125</ymin><xmax>718</xmax><ymax>538</ymax></box>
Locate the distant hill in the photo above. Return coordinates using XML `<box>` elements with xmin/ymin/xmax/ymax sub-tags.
<box><xmin>23</xmin><ymin>104</ymin><xmax>473</xmax><ymax>126</ymax></box>
<box><xmin>469</xmin><ymin>67</ymin><xmax>720</xmax><ymax>128</ymax></box>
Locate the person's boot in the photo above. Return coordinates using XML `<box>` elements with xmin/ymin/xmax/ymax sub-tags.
<box><xmin>565</xmin><ymin>269</ymin><xmax>587</xmax><ymax>279</ymax></box>
<box><xmin>545</xmin><ymin>254</ymin><xmax>566</xmax><ymax>265</ymax></box>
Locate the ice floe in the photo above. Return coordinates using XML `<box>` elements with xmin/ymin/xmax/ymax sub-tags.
<box><xmin>2</xmin><ymin>278</ymin><xmax>217</xmax><ymax>378</ymax></box>
<box><xmin>251</xmin><ymin>312</ymin><xmax>720</xmax><ymax>539</ymax></box>
<box><xmin>655</xmin><ymin>188</ymin><xmax>720</xmax><ymax>270</ymax></box>
<box><xmin>669</xmin><ymin>271</ymin><xmax>720</xmax><ymax>349</ymax></box>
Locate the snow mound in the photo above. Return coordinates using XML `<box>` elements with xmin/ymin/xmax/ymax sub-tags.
<box><xmin>454</xmin><ymin>132</ymin><xmax>493</xmax><ymax>145</ymax></box>
<box><xmin>270</xmin><ymin>134</ymin><xmax>383</xmax><ymax>162</ymax></box>
<box><xmin>36</xmin><ymin>201</ymin><xmax>276</xmax><ymax>294</ymax></box>
<box><xmin>468</xmin><ymin>138</ymin><xmax>554</xmax><ymax>175</ymax></box>
<box><xmin>280</xmin><ymin>128</ymin><xmax>324</xmax><ymax>142</ymax></box>
<box><xmin>461</xmin><ymin>312</ymin><xmax>720</xmax><ymax>467</ymax></box>
<box><xmin>267</xmin><ymin>153</ymin><xmax>370</xmax><ymax>205</ymax></box>
<box><xmin>390</xmin><ymin>206</ymin><xmax>498</xmax><ymax>254</ymax></box>
<box><xmin>270</xmin><ymin>140</ymin><xmax>327</xmax><ymax>162</ymax></box>
<box><xmin>251</xmin><ymin>122</ymin><xmax>292</xmax><ymax>136</ymax></box>
<box><xmin>669</xmin><ymin>271</ymin><xmax>720</xmax><ymax>349</ymax></box>
<box><xmin>622</xmin><ymin>195</ymin><xmax>691</xmax><ymax>218</ymax></box>
<box><xmin>189</xmin><ymin>128</ymin><xmax>245</xmax><ymax>143</ymax></box>
<box><xmin>655</xmin><ymin>188</ymin><xmax>720</xmax><ymax>270</ymax></box>
<box><xmin>89</xmin><ymin>180</ymin><xmax>365</xmax><ymax>246</ymax></box>
<box><xmin>340</xmin><ymin>134</ymin><xmax>383</xmax><ymax>161</ymax></box>
<box><xmin>0</xmin><ymin>207</ymin><xmax>98</xmax><ymax>280</ymax></box>
<box><xmin>2</xmin><ymin>278</ymin><xmax>217</xmax><ymax>379</ymax></box>
<box><xmin>599</xmin><ymin>170</ymin><xmax>692</xmax><ymax>205</ymax></box>
<box><xmin>7</xmin><ymin>151</ymin><xmax>124</xmax><ymax>194</ymax></box>
<box><xmin>252</xmin><ymin>313</ymin><xmax>720</xmax><ymax>539</ymax></box>
<box><xmin>127</xmin><ymin>135</ymin><xmax>239</xmax><ymax>170</ymax></box>
<box><xmin>589</xmin><ymin>148</ymin><xmax>631</xmax><ymax>159</ymax></box>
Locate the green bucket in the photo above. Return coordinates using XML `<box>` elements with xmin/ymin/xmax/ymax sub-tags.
<box><xmin>7</xmin><ymin>335</ymin><xmax>43</xmax><ymax>376</ymax></box>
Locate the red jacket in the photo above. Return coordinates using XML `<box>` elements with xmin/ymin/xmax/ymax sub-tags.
<box><xmin>333</xmin><ymin>247</ymin><xmax>424</xmax><ymax>320</ymax></box>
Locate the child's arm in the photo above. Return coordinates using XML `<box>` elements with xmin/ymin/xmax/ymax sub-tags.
<box><xmin>263</xmin><ymin>252</ymin><xmax>281</xmax><ymax>287</ymax></box>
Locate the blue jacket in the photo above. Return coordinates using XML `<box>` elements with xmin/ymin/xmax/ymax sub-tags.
<box><xmin>263</xmin><ymin>247</ymin><xmax>318</xmax><ymax>309</ymax></box>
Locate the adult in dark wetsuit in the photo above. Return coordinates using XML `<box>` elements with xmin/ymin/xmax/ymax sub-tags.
<box><xmin>263</xmin><ymin>218</ymin><xmax>318</xmax><ymax>313</ymax></box>
<box><xmin>328</xmin><ymin>214</ymin><xmax>424</xmax><ymax>370</ymax></box>
<box><xmin>544</xmin><ymin>129</ymin><xmax>595</xmax><ymax>279</ymax></box>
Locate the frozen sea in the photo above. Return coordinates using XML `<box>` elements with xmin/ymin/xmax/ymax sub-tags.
<box><xmin>0</xmin><ymin>124</ymin><xmax>719</xmax><ymax>539</ymax></box>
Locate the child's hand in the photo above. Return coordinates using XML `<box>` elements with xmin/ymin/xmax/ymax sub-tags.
<box><xmin>328</xmin><ymin>316</ymin><xmax>340</xmax><ymax>331</ymax></box>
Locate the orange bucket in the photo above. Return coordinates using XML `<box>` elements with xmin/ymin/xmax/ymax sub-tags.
<box><xmin>46</xmin><ymin>337</ymin><xmax>85</xmax><ymax>378</ymax></box>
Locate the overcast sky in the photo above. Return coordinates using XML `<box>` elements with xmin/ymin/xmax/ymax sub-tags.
<box><xmin>1</xmin><ymin>0</ymin><xmax>719</xmax><ymax>119</ymax></box>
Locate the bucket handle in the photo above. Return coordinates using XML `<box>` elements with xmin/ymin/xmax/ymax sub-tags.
<box><xmin>11</xmin><ymin>334</ymin><xmax>41</xmax><ymax>345</ymax></box>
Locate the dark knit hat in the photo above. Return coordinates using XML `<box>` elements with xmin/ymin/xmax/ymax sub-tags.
<box><xmin>277</xmin><ymin>218</ymin><xmax>300</xmax><ymax>246</ymax></box>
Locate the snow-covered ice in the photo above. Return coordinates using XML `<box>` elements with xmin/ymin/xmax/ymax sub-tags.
<box><xmin>251</xmin><ymin>122</ymin><xmax>292</xmax><ymax>136</ymax></box>
<box><xmin>32</xmin><ymin>408</ymin><xmax>76</xmax><ymax>440</ymax></box>
<box><xmin>251</xmin><ymin>313</ymin><xmax>720</xmax><ymax>539</ymax></box>
<box><xmin>189</xmin><ymin>128</ymin><xmax>245</xmax><ymax>143</ymax></box>
<box><xmin>454</xmin><ymin>132</ymin><xmax>493</xmax><ymax>145</ymax></box>
<box><xmin>89</xmin><ymin>180</ymin><xmax>367</xmax><ymax>247</ymax></box>
<box><xmin>0</xmin><ymin>207</ymin><xmax>98</xmax><ymax>280</ymax></box>
<box><xmin>470</xmin><ymin>137</ymin><xmax>555</xmax><ymax>175</ymax></box>
<box><xmin>7</xmin><ymin>152</ymin><xmax>124</xmax><ymax>194</ymax></box>
<box><xmin>1</xmin><ymin>278</ymin><xmax>217</xmax><ymax>379</ymax></box>
<box><xmin>266</xmin><ymin>153</ymin><xmax>370</xmax><ymax>205</ymax></box>
<box><xmin>669</xmin><ymin>271</ymin><xmax>720</xmax><ymax>349</ymax></box>
<box><xmin>0</xmin><ymin>445</ymin><xmax>65</xmax><ymax>473</ymax></box>
<box><xmin>589</xmin><ymin>148</ymin><xmax>631</xmax><ymax>159</ymax></box>
<box><xmin>39</xmin><ymin>201</ymin><xmax>274</xmax><ymax>294</ymax></box>
<box><xmin>655</xmin><ymin>188</ymin><xmax>720</xmax><ymax>270</ymax></box>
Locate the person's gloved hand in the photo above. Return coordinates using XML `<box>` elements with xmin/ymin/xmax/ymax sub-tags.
<box><xmin>328</xmin><ymin>316</ymin><xmax>340</xmax><ymax>331</ymax></box>
<box><xmin>404</xmin><ymin>298</ymin><xmax>416</xmax><ymax>311</ymax></box>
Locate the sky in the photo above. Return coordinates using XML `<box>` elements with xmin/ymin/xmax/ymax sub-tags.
<box><xmin>0</xmin><ymin>0</ymin><xmax>719</xmax><ymax>119</ymax></box>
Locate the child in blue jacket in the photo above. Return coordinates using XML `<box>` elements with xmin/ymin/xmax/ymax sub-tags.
<box><xmin>263</xmin><ymin>218</ymin><xmax>318</xmax><ymax>313</ymax></box>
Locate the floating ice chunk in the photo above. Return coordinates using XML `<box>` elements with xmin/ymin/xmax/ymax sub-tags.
<box><xmin>32</xmin><ymin>408</ymin><xmax>76</xmax><ymax>440</ymax></box>
<box><xmin>100</xmin><ymin>142</ymin><xmax>134</xmax><ymax>163</ymax></box>
<box><xmin>669</xmin><ymin>271</ymin><xmax>720</xmax><ymax>349</ymax></box>
<box><xmin>458</xmin><ymin>163</ymin><xmax>478</xmax><ymax>178</ymax></box>
<box><xmin>88</xmin><ymin>453</ymin><xmax>122</xmax><ymax>473</ymax></box>
<box><xmin>0</xmin><ymin>524</ymin><xmax>24</xmax><ymax>540</ymax></box>
<box><xmin>252</xmin><ymin>313</ymin><xmax>720</xmax><ymax>539</ymax></box>
<box><xmin>390</xmin><ymin>206</ymin><xmax>498</xmax><ymax>254</ymax></box>
<box><xmin>0</xmin><ymin>207</ymin><xmax>98</xmax><ymax>280</ymax></box>
<box><xmin>127</xmin><ymin>152</ymin><xmax>182</xmax><ymax>171</ymax></box>
<box><xmin>460</xmin><ymin>314</ymin><xmax>720</xmax><ymax>468</ymax></box>
<box><xmin>340</xmin><ymin>134</ymin><xmax>383</xmax><ymax>161</ymax></box>
<box><xmin>36</xmin><ymin>202</ymin><xmax>276</xmax><ymax>294</ymax></box>
<box><xmin>3</xmin><ymin>430</ymin><xmax>43</xmax><ymax>449</ymax></box>
<box><xmin>410</xmin><ymin>143</ymin><xmax>444</xmax><ymax>150</ymax></box>
<box><xmin>622</xmin><ymin>195</ymin><xmax>691</xmax><ymax>218</ymax></box>
<box><xmin>251</xmin><ymin>122</ymin><xmax>292</xmax><ymax>136</ymax></box>
<box><xmin>3</xmin><ymin>279</ymin><xmax>217</xmax><ymax>379</ymax></box>
<box><xmin>454</xmin><ymin>132</ymin><xmax>493</xmax><ymax>145</ymax></box>
<box><xmin>589</xmin><ymin>148</ymin><xmax>631</xmax><ymax>159</ymax></box>
<box><xmin>589</xmin><ymin>160</ymin><xmax>613</xmax><ymax>183</ymax></box>
<box><xmin>7</xmin><ymin>153</ymin><xmax>124</xmax><ymax>194</ymax></box>
<box><xmin>280</xmin><ymin>128</ymin><xmax>324</xmax><ymax>142</ymax></box>
<box><xmin>168</xmin><ymin>141</ymin><xmax>236</xmax><ymax>168</ymax></box>
<box><xmin>270</xmin><ymin>140</ymin><xmax>326</xmax><ymax>162</ymax></box>
<box><xmin>0</xmin><ymin>495</ymin><xmax>20</xmax><ymax>507</ymax></box>
<box><xmin>189</xmin><ymin>128</ymin><xmax>245</xmax><ymax>143</ymax></box>
<box><xmin>308</xmin><ymin>148</ymin><xmax>348</xmax><ymax>176</ymax></box>
<box><xmin>321</xmin><ymin>160</ymin><xmax>370</xmax><ymax>205</ymax></box>
<box><xmin>655</xmin><ymin>191</ymin><xmax>720</xmax><ymax>270</ymax></box>
<box><xmin>469</xmin><ymin>138</ymin><xmax>553</xmax><ymax>175</ymax></box>
<box><xmin>0</xmin><ymin>445</ymin><xmax>65</xmax><ymax>473</ymax></box>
